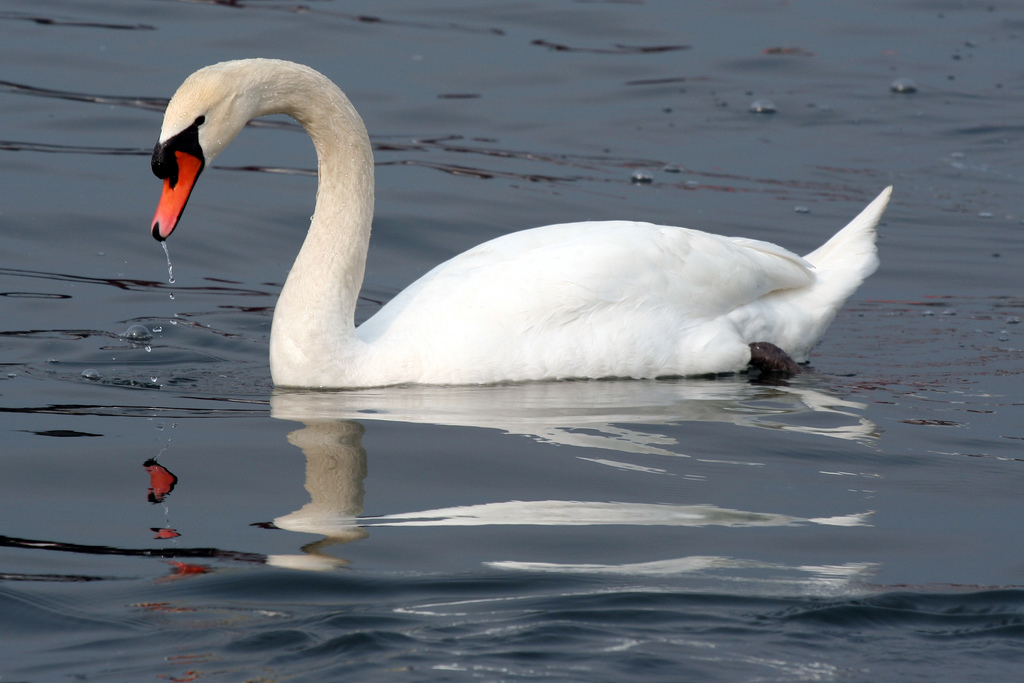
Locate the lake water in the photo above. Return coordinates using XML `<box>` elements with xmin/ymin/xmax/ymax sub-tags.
<box><xmin>2</xmin><ymin>1</ymin><xmax>1024</xmax><ymax>681</ymax></box>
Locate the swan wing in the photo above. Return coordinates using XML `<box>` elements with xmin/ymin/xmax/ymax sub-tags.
<box><xmin>362</xmin><ymin>222</ymin><xmax>812</xmax><ymax>337</ymax></box>
<box><xmin>355</xmin><ymin>222</ymin><xmax>813</xmax><ymax>381</ymax></box>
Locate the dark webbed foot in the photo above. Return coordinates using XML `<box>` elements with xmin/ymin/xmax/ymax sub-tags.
<box><xmin>748</xmin><ymin>342</ymin><xmax>803</xmax><ymax>376</ymax></box>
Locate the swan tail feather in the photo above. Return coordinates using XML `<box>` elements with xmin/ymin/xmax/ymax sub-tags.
<box><xmin>746</xmin><ymin>187</ymin><xmax>891</xmax><ymax>362</ymax></box>
<box><xmin>803</xmin><ymin>186</ymin><xmax>891</xmax><ymax>306</ymax></box>
<box><xmin>805</xmin><ymin>186</ymin><xmax>891</xmax><ymax>278</ymax></box>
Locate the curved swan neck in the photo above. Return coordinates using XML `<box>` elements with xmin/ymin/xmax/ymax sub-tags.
<box><xmin>238</xmin><ymin>61</ymin><xmax>374</xmax><ymax>384</ymax></box>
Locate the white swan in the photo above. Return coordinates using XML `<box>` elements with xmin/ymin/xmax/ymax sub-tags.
<box><xmin>150</xmin><ymin>59</ymin><xmax>891</xmax><ymax>389</ymax></box>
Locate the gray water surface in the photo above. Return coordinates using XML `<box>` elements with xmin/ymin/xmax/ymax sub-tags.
<box><xmin>2</xmin><ymin>2</ymin><xmax>1024</xmax><ymax>681</ymax></box>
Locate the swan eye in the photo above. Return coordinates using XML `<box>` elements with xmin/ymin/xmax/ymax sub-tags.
<box><xmin>152</xmin><ymin>114</ymin><xmax>206</xmax><ymax>182</ymax></box>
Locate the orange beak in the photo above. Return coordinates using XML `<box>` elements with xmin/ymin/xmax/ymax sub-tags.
<box><xmin>151</xmin><ymin>150</ymin><xmax>203</xmax><ymax>241</ymax></box>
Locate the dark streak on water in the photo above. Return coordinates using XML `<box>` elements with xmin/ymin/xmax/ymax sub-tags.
<box><xmin>0</xmin><ymin>11</ymin><xmax>155</xmax><ymax>31</ymax></box>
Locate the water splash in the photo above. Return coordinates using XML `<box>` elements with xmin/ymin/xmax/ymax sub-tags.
<box><xmin>160</xmin><ymin>241</ymin><xmax>175</xmax><ymax>284</ymax></box>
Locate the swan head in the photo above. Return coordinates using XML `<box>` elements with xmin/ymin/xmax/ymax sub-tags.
<box><xmin>150</xmin><ymin>60</ymin><xmax>265</xmax><ymax>241</ymax></box>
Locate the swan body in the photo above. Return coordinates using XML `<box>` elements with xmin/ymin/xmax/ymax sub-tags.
<box><xmin>150</xmin><ymin>59</ymin><xmax>891</xmax><ymax>388</ymax></box>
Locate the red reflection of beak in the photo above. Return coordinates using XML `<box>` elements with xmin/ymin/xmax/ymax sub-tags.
<box><xmin>162</xmin><ymin>562</ymin><xmax>213</xmax><ymax>581</ymax></box>
<box><xmin>151</xmin><ymin>150</ymin><xmax>203</xmax><ymax>241</ymax></box>
<box><xmin>152</xmin><ymin>527</ymin><xmax>181</xmax><ymax>539</ymax></box>
<box><xmin>144</xmin><ymin>459</ymin><xmax>178</xmax><ymax>503</ymax></box>
<box><xmin>169</xmin><ymin>561</ymin><xmax>211</xmax><ymax>576</ymax></box>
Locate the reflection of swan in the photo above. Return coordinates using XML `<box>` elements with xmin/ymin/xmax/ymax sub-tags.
<box><xmin>271</xmin><ymin>378</ymin><xmax>877</xmax><ymax>457</ymax></box>
<box><xmin>266</xmin><ymin>420</ymin><xmax>368</xmax><ymax>571</ymax></box>
<box><xmin>364</xmin><ymin>500</ymin><xmax>871</xmax><ymax>528</ymax></box>
<box><xmin>272</xmin><ymin>421</ymin><xmax>367</xmax><ymax>537</ymax></box>
<box><xmin>150</xmin><ymin>58</ymin><xmax>890</xmax><ymax>388</ymax></box>
<box><xmin>266</xmin><ymin>383</ymin><xmax>875</xmax><ymax>570</ymax></box>
<box><xmin>266</xmin><ymin>416</ymin><xmax>872</xmax><ymax>567</ymax></box>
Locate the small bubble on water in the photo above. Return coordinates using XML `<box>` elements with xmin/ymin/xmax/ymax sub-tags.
<box><xmin>630</xmin><ymin>170</ymin><xmax>654</xmax><ymax>184</ymax></box>
<box><xmin>1006</xmin><ymin>316</ymin><xmax>1021</xmax><ymax>325</ymax></box>
<box><xmin>998</xmin><ymin>330</ymin><xmax>1010</xmax><ymax>341</ymax></box>
<box><xmin>153</xmin><ymin>326</ymin><xmax>163</xmax><ymax>333</ymax></box>
<box><xmin>169</xmin><ymin>293</ymin><xmax>175</xmax><ymax>300</ymax></box>
<box><xmin>794</xmin><ymin>205</ymin><xmax>810</xmax><ymax>214</ymax></box>
<box><xmin>978</xmin><ymin>211</ymin><xmax>994</xmax><ymax>218</ymax></box>
<box><xmin>81</xmin><ymin>369</ymin><xmax>101</xmax><ymax>381</ymax></box>
<box><xmin>123</xmin><ymin>324</ymin><xmax>152</xmax><ymax>342</ymax></box>
<box><xmin>145</xmin><ymin>346</ymin><xmax>152</xmax><ymax>353</ymax></box>
<box><xmin>749</xmin><ymin>98</ymin><xmax>777</xmax><ymax>114</ymax></box>
<box><xmin>890</xmin><ymin>77</ymin><xmax>918</xmax><ymax>93</ymax></box>
<box><xmin>662</xmin><ymin>165</ymin><xmax>682</xmax><ymax>173</ymax></box>
<box><xmin>46</xmin><ymin>358</ymin><xmax>58</xmax><ymax>363</ymax></box>
<box><xmin>150</xmin><ymin>376</ymin><xmax>159</xmax><ymax>383</ymax></box>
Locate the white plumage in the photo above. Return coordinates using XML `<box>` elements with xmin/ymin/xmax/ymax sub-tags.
<box><xmin>150</xmin><ymin>59</ymin><xmax>891</xmax><ymax>389</ymax></box>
